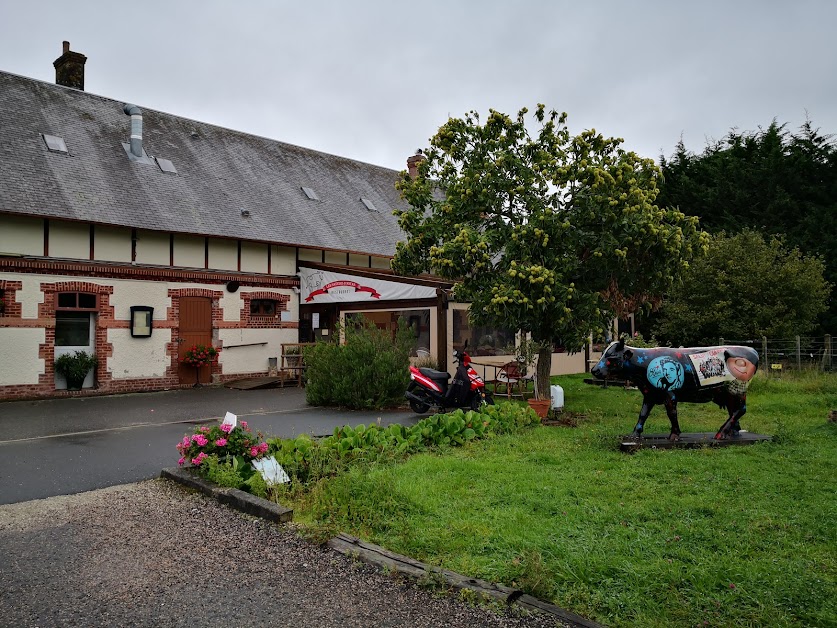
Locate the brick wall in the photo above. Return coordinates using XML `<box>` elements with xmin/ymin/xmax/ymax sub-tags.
<box><xmin>0</xmin><ymin>264</ymin><xmax>299</xmax><ymax>400</ymax></box>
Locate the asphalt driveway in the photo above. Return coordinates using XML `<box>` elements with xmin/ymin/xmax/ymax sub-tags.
<box><xmin>0</xmin><ymin>385</ymin><xmax>422</xmax><ymax>504</ymax></box>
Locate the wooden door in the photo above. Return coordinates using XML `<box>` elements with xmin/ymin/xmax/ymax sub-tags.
<box><xmin>177</xmin><ymin>297</ymin><xmax>213</xmax><ymax>384</ymax></box>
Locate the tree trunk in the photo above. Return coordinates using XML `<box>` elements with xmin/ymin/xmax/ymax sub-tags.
<box><xmin>536</xmin><ymin>346</ymin><xmax>552</xmax><ymax>400</ymax></box>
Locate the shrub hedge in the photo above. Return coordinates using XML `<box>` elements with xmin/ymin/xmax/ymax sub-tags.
<box><xmin>304</xmin><ymin>319</ymin><xmax>415</xmax><ymax>410</ymax></box>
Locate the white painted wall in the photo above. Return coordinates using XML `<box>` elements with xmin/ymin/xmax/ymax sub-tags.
<box><xmin>0</xmin><ymin>327</ymin><xmax>44</xmax><ymax>384</ymax></box>
<box><xmin>219</xmin><ymin>327</ymin><xmax>297</xmax><ymax>374</ymax></box>
<box><xmin>241</xmin><ymin>242</ymin><xmax>268</xmax><ymax>274</ymax></box>
<box><xmin>208</xmin><ymin>238</ymin><xmax>237</xmax><ymax>271</ymax></box>
<box><xmin>349</xmin><ymin>254</ymin><xmax>370</xmax><ymax>268</ymax></box>
<box><xmin>324</xmin><ymin>250</ymin><xmax>347</xmax><ymax>265</ymax></box>
<box><xmin>108</xmin><ymin>328</ymin><xmax>172</xmax><ymax>378</ymax></box>
<box><xmin>50</xmin><ymin>220</ymin><xmax>89</xmax><ymax>259</ymax></box>
<box><xmin>94</xmin><ymin>225</ymin><xmax>132</xmax><ymax>262</ymax></box>
<box><xmin>298</xmin><ymin>248</ymin><xmax>321</xmax><ymax>263</ymax></box>
<box><xmin>220</xmin><ymin>290</ymin><xmax>243</xmax><ymax>322</ymax></box>
<box><xmin>135</xmin><ymin>230</ymin><xmax>170</xmax><ymax>265</ymax></box>
<box><xmin>172</xmin><ymin>235</ymin><xmax>204</xmax><ymax>268</ymax></box>
<box><xmin>14</xmin><ymin>275</ymin><xmax>45</xmax><ymax>318</ymax></box>
<box><xmin>110</xmin><ymin>281</ymin><xmax>170</xmax><ymax>321</ymax></box>
<box><xmin>0</xmin><ymin>215</ymin><xmax>43</xmax><ymax>255</ymax></box>
<box><xmin>271</xmin><ymin>246</ymin><xmax>296</xmax><ymax>275</ymax></box>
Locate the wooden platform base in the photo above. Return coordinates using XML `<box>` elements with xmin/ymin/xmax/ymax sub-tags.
<box><xmin>584</xmin><ymin>378</ymin><xmax>631</xmax><ymax>387</ymax></box>
<box><xmin>620</xmin><ymin>431</ymin><xmax>772</xmax><ymax>453</ymax></box>
<box><xmin>223</xmin><ymin>376</ymin><xmax>282</xmax><ymax>390</ymax></box>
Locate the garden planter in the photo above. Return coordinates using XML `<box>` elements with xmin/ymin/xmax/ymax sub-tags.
<box><xmin>527</xmin><ymin>398</ymin><xmax>550</xmax><ymax>419</ymax></box>
<box><xmin>65</xmin><ymin>374</ymin><xmax>87</xmax><ymax>390</ymax></box>
<box><xmin>55</xmin><ymin>350</ymin><xmax>98</xmax><ymax>392</ymax></box>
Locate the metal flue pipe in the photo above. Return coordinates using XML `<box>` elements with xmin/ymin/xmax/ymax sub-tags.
<box><xmin>123</xmin><ymin>104</ymin><xmax>143</xmax><ymax>157</ymax></box>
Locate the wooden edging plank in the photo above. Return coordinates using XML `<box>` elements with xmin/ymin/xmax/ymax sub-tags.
<box><xmin>160</xmin><ymin>467</ymin><xmax>293</xmax><ymax>523</ymax></box>
<box><xmin>327</xmin><ymin>533</ymin><xmax>605</xmax><ymax>628</ymax></box>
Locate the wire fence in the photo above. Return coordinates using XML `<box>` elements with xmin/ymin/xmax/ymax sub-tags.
<box><xmin>719</xmin><ymin>335</ymin><xmax>834</xmax><ymax>373</ymax></box>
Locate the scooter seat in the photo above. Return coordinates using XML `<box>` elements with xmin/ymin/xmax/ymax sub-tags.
<box><xmin>419</xmin><ymin>367</ymin><xmax>450</xmax><ymax>381</ymax></box>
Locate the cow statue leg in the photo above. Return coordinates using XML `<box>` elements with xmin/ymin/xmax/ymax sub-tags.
<box><xmin>631</xmin><ymin>397</ymin><xmax>655</xmax><ymax>438</ymax></box>
<box><xmin>664</xmin><ymin>393</ymin><xmax>682</xmax><ymax>441</ymax></box>
<box><xmin>715</xmin><ymin>393</ymin><xmax>747</xmax><ymax>440</ymax></box>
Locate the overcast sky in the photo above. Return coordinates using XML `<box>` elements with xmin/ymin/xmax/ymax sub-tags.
<box><xmin>1</xmin><ymin>1</ymin><xmax>835</xmax><ymax>172</ymax></box>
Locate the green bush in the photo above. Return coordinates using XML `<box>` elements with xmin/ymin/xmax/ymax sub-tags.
<box><xmin>304</xmin><ymin>319</ymin><xmax>414</xmax><ymax>409</ymax></box>
<box><xmin>266</xmin><ymin>402</ymin><xmax>540</xmax><ymax>487</ymax></box>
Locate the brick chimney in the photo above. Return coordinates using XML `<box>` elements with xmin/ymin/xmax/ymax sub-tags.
<box><xmin>54</xmin><ymin>41</ymin><xmax>87</xmax><ymax>90</ymax></box>
<box><xmin>407</xmin><ymin>149</ymin><xmax>426</xmax><ymax>178</ymax></box>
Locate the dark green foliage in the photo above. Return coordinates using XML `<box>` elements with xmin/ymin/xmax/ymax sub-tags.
<box><xmin>304</xmin><ymin>319</ymin><xmax>414</xmax><ymax>410</ymax></box>
<box><xmin>54</xmin><ymin>351</ymin><xmax>98</xmax><ymax>387</ymax></box>
<box><xmin>190</xmin><ymin>403</ymin><xmax>540</xmax><ymax>503</ymax></box>
<box><xmin>653</xmin><ymin>230</ymin><xmax>831</xmax><ymax>346</ymax></box>
<box><xmin>393</xmin><ymin>105</ymin><xmax>708</xmax><ymax>398</ymax></box>
<box><xmin>658</xmin><ymin>120</ymin><xmax>837</xmax><ymax>330</ymax></box>
<box><xmin>267</xmin><ymin>402</ymin><xmax>540</xmax><ymax>487</ymax></box>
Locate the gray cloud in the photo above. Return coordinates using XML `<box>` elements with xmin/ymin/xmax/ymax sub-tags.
<box><xmin>2</xmin><ymin>0</ymin><xmax>835</xmax><ymax>171</ymax></box>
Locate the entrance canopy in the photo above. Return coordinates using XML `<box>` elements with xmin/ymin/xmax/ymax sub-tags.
<box><xmin>299</xmin><ymin>266</ymin><xmax>438</xmax><ymax>304</ymax></box>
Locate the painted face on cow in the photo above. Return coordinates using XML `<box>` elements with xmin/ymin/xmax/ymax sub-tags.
<box><xmin>727</xmin><ymin>356</ymin><xmax>757</xmax><ymax>382</ymax></box>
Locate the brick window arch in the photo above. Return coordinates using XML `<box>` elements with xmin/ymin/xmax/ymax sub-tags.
<box><xmin>240</xmin><ymin>291</ymin><xmax>291</xmax><ymax>329</ymax></box>
<box><xmin>38</xmin><ymin>281</ymin><xmax>114</xmax><ymax>390</ymax></box>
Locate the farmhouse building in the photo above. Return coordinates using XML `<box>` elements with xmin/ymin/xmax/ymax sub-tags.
<box><xmin>0</xmin><ymin>43</ymin><xmax>584</xmax><ymax>400</ymax></box>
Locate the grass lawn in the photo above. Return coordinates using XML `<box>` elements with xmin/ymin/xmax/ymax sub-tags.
<box><xmin>294</xmin><ymin>372</ymin><xmax>837</xmax><ymax>627</ymax></box>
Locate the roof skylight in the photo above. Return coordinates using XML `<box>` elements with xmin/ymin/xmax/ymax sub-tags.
<box><xmin>155</xmin><ymin>157</ymin><xmax>177</xmax><ymax>174</ymax></box>
<box><xmin>360</xmin><ymin>197</ymin><xmax>377</xmax><ymax>212</ymax></box>
<box><xmin>42</xmin><ymin>134</ymin><xmax>68</xmax><ymax>154</ymax></box>
<box><xmin>301</xmin><ymin>186</ymin><xmax>319</xmax><ymax>201</ymax></box>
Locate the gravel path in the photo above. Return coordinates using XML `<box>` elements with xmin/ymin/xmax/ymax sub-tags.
<box><xmin>0</xmin><ymin>480</ymin><xmax>565</xmax><ymax>627</ymax></box>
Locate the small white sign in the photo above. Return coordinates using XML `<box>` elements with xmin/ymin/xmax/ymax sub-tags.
<box><xmin>312</xmin><ymin>313</ymin><xmax>320</xmax><ymax>329</ymax></box>
<box><xmin>222</xmin><ymin>411</ymin><xmax>237</xmax><ymax>429</ymax></box>
<box><xmin>252</xmin><ymin>456</ymin><xmax>291</xmax><ymax>485</ymax></box>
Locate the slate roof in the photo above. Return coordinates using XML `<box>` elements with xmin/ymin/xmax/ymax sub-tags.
<box><xmin>0</xmin><ymin>71</ymin><xmax>409</xmax><ymax>257</ymax></box>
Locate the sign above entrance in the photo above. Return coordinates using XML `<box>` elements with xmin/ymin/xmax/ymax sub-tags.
<box><xmin>299</xmin><ymin>267</ymin><xmax>437</xmax><ymax>303</ymax></box>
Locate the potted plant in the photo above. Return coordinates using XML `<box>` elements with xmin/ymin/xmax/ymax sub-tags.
<box><xmin>510</xmin><ymin>337</ymin><xmax>551</xmax><ymax>419</ymax></box>
<box><xmin>181</xmin><ymin>344</ymin><xmax>219</xmax><ymax>387</ymax></box>
<box><xmin>55</xmin><ymin>350</ymin><xmax>98</xmax><ymax>390</ymax></box>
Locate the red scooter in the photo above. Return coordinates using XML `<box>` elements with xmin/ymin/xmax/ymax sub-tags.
<box><xmin>405</xmin><ymin>342</ymin><xmax>494</xmax><ymax>413</ymax></box>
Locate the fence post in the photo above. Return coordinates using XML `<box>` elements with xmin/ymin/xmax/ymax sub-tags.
<box><xmin>762</xmin><ymin>336</ymin><xmax>768</xmax><ymax>374</ymax></box>
<box><xmin>824</xmin><ymin>335</ymin><xmax>833</xmax><ymax>371</ymax></box>
<box><xmin>796</xmin><ymin>336</ymin><xmax>801</xmax><ymax>371</ymax></box>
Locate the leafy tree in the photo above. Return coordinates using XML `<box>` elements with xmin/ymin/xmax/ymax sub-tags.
<box><xmin>392</xmin><ymin>106</ymin><xmax>707</xmax><ymax>398</ymax></box>
<box><xmin>653</xmin><ymin>230</ymin><xmax>831</xmax><ymax>346</ymax></box>
<box><xmin>658</xmin><ymin>120</ymin><xmax>837</xmax><ymax>330</ymax></box>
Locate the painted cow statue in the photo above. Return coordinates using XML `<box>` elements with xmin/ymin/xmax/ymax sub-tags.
<box><xmin>591</xmin><ymin>340</ymin><xmax>759</xmax><ymax>440</ymax></box>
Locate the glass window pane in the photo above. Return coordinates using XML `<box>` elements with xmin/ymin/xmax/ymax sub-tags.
<box><xmin>55</xmin><ymin>312</ymin><xmax>90</xmax><ymax>346</ymax></box>
<box><xmin>58</xmin><ymin>293</ymin><xmax>77</xmax><ymax>308</ymax></box>
<box><xmin>250</xmin><ymin>299</ymin><xmax>276</xmax><ymax>316</ymax></box>
<box><xmin>397</xmin><ymin>309</ymin><xmax>431</xmax><ymax>357</ymax></box>
<box><xmin>453</xmin><ymin>309</ymin><xmax>516</xmax><ymax>356</ymax></box>
<box><xmin>78</xmin><ymin>293</ymin><xmax>97</xmax><ymax>309</ymax></box>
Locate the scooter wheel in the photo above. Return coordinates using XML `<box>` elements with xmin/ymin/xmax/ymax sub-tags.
<box><xmin>409</xmin><ymin>399</ymin><xmax>431</xmax><ymax>414</ymax></box>
<box><xmin>471</xmin><ymin>392</ymin><xmax>494</xmax><ymax>411</ymax></box>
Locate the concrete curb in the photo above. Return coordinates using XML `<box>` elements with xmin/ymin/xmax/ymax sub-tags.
<box><xmin>160</xmin><ymin>467</ymin><xmax>293</xmax><ymax>523</ymax></box>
